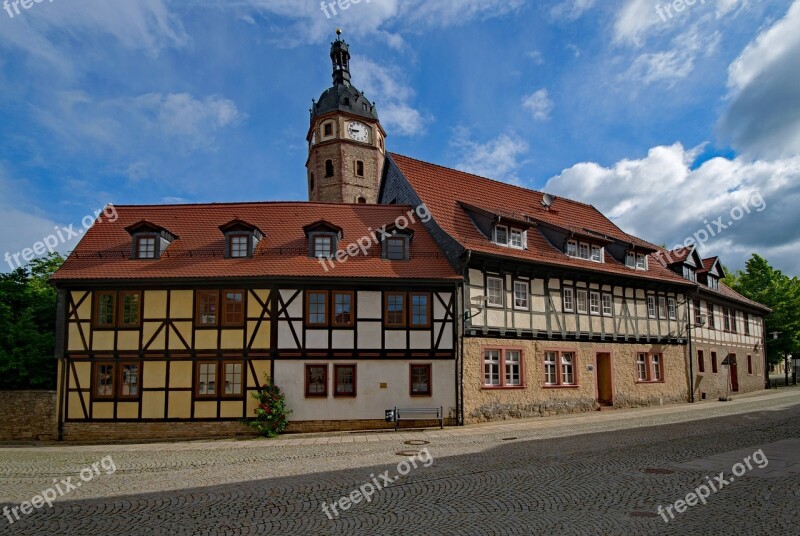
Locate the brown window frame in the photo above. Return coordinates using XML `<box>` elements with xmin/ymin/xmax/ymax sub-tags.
<box><xmin>635</xmin><ymin>352</ymin><xmax>665</xmax><ymax>383</ymax></box>
<box><xmin>332</xmin><ymin>291</ymin><xmax>355</xmax><ymax>328</ymax></box>
<box><xmin>698</xmin><ymin>350</ymin><xmax>705</xmax><ymax>373</ymax></box>
<box><xmin>93</xmin><ymin>362</ymin><xmax>116</xmax><ymax>400</ymax></box>
<box><xmin>118</xmin><ymin>361</ymin><xmax>142</xmax><ymax>400</ymax></box>
<box><xmin>221</xmin><ymin>289</ymin><xmax>245</xmax><ymax>327</ymax></box>
<box><xmin>747</xmin><ymin>355</ymin><xmax>753</xmax><ymax>375</ymax></box>
<box><xmin>385</xmin><ymin>237</ymin><xmax>408</xmax><ymax>261</ymax></box>
<box><xmin>312</xmin><ymin>235</ymin><xmax>334</xmax><ymax>258</ymax></box>
<box><xmin>384</xmin><ymin>292</ymin><xmax>406</xmax><ymax>328</ymax></box>
<box><xmin>135</xmin><ymin>235</ymin><xmax>158</xmax><ymax>259</ymax></box>
<box><xmin>305</xmin><ymin>290</ymin><xmax>329</xmax><ymax>327</ymax></box>
<box><xmin>323</xmin><ymin>122</ymin><xmax>333</xmax><ymax>137</ymax></box>
<box><xmin>221</xmin><ymin>360</ymin><xmax>245</xmax><ymax>399</ymax></box>
<box><xmin>410</xmin><ymin>364</ymin><xmax>433</xmax><ymax>396</ymax></box>
<box><xmin>118</xmin><ymin>291</ymin><xmax>141</xmax><ymax>328</ymax></box>
<box><xmin>711</xmin><ymin>352</ymin><xmax>718</xmax><ymax>373</ymax></box>
<box><xmin>305</xmin><ymin>364</ymin><xmax>328</xmax><ymax>397</ymax></box>
<box><xmin>334</xmin><ymin>364</ymin><xmax>357</xmax><ymax>397</ymax></box>
<box><xmin>94</xmin><ymin>291</ymin><xmax>116</xmax><ymax>328</ymax></box>
<box><xmin>195</xmin><ymin>361</ymin><xmax>219</xmax><ymax>399</ymax></box>
<box><xmin>483</xmin><ymin>347</ymin><xmax>525</xmax><ymax>389</ymax></box>
<box><xmin>707</xmin><ymin>303</ymin><xmax>715</xmax><ymax>330</ymax></box>
<box><xmin>409</xmin><ymin>292</ymin><xmax>432</xmax><ymax>329</ymax></box>
<box><xmin>196</xmin><ymin>290</ymin><xmax>219</xmax><ymax>327</ymax></box>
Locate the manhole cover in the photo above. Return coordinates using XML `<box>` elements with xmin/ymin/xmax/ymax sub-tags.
<box><xmin>404</xmin><ymin>439</ymin><xmax>430</xmax><ymax>446</ymax></box>
<box><xmin>642</xmin><ymin>468</ymin><xmax>675</xmax><ymax>475</ymax></box>
<box><xmin>630</xmin><ymin>511</ymin><xmax>659</xmax><ymax>518</ymax></box>
<box><xmin>396</xmin><ymin>450</ymin><xmax>421</xmax><ymax>457</ymax></box>
<box><xmin>501</xmin><ymin>437</ymin><xmax>518</xmax><ymax>441</ymax></box>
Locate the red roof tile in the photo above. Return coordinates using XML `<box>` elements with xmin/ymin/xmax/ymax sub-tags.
<box><xmin>52</xmin><ymin>202</ymin><xmax>460</xmax><ymax>282</ymax></box>
<box><xmin>390</xmin><ymin>153</ymin><xmax>691</xmax><ymax>286</ymax></box>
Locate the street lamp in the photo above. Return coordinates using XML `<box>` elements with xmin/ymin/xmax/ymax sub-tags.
<box><xmin>463</xmin><ymin>295</ymin><xmax>487</xmax><ymax>322</ymax></box>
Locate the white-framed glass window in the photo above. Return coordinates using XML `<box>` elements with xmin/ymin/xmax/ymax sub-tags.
<box><xmin>647</xmin><ymin>296</ymin><xmax>656</xmax><ymax>318</ymax></box>
<box><xmin>487</xmin><ymin>277</ymin><xmax>504</xmax><ymax>307</ymax></box>
<box><xmin>544</xmin><ymin>352</ymin><xmax>558</xmax><ymax>385</ymax></box>
<box><xmin>136</xmin><ymin>236</ymin><xmax>157</xmax><ymax>259</ymax></box>
<box><xmin>579</xmin><ymin>243</ymin><xmax>590</xmax><ymax>260</ymax></box>
<box><xmin>590</xmin><ymin>245</ymin><xmax>602</xmax><ymax>263</ymax></box>
<box><xmin>626</xmin><ymin>252</ymin><xmax>636</xmax><ymax>268</ymax></box>
<box><xmin>505</xmin><ymin>350</ymin><xmax>522</xmax><ymax>386</ymax></box>
<box><xmin>483</xmin><ymin>349</ymin><xmax>501</xmax><ymax>386</ymax></box>
<box><xmin>636</xmin><ymin>254</ymin><xmax>648</xmax><ymax>270</ymax></box>
<box><xmin>561</xmin><ymin>352</ymin><xmax>575</xmax><ymax>385</ymax></box>
<box><xmin>636</xmin><ymin>353</ymin><xmax>648</xmax><ymax>381</ymax></box>
<box><xmin>509</xmin><ymin>229</ymin><xmax>524</xmax><ymax>249</ymax></box>
<box><xmin>513</xmin><ymin>281</ymin><xmax>529</xmax><ymax>310</ymax></box>
<box><xmin>589</xmin><ymin>291</ymin><xmax>600</xmax><ymax>315</ymax></box>
<box><xmin>658</xmin><ymin>296</ymin><xmax>667</xmax><ymax>319</ymax></box>
<box><xmin>566</xmin><ymin>240</ymin><xmax>578</xmax><ymax>257</ymax></box>
<box><xmin>577</xmin><ymin>290</ymin><xmax>588</xmax><ymax>314</ymax></box>
<box><xmin>602</xmin><ymin>294</ymin><xmax>612</xmax><ymax>316</ymax></box>
<box><xmin>563</xmin><ymin>287</ymin><xmax>574</xmax><ymax>312</ymax></box>
<box><xmin>651</xmin><ymin>354</ymin><xmax>662</xmax><ymax>381</ymax></box>
<box><xmin>494</xmin><ymin>226</ymin><xmax>508</xmax><ymax>246</ymax></box>
<box><xmin>668</xmin><ymin>298</ymin><xmax>676</xmax><ymax>320</ymax></box>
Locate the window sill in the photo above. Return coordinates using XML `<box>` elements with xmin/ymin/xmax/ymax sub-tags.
<box><xmin>635</xmin><ymin>380</ymin><xmax>665</xmax><ymax>384</ymax></box>
<box><xmin>542</xmin><ymin>384</ymin><xmax>579</xmax><ymax>389</ymax></box>
<box><xmin>410</xmin><ymin>393</ymin><xmax>433</xmax><ymax>397</ymax></box>
<box><xmin>304</xmin><ymin>394</ymin><xmax>328</xmax><ymax>398</ymax></box>
<box><xmin>482</xmin><ymin>385</ymin><xmax>525</xmax><ymax>390</ymax></box>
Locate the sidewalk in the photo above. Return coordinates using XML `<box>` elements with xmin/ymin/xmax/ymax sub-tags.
<box><xmin>8</xmin><ymin>387</ymin><xmax>799</xmax><ymax>454</ymax></box>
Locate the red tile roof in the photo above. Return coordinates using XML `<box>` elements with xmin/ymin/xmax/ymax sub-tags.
<box><xmin>390</xmin><ymin>153</ymin><xmax>692</xmax><ymax>287</ymax></box>
<box><xmin>703</xmin><ymin>283</ymin><xmax>772</xmax><ymax>313</ymax></box>
<box><xmin>52</xmin><ymin>202</ymin><xmax>460</xmax><ymax>282</ymax></box>
<box><xmin>699</xmin><ymin>256</ymin><xmax>719</xmax><ymax>273</ymax></box>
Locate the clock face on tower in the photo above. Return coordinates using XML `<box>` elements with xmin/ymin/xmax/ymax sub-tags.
<box><xmin>346</xmin><ymin>121</ymin><xmax>370</xmax><ymax>142</ymax></box>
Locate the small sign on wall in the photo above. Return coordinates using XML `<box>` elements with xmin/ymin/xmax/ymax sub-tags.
<box><xmin>379</xmin><ymin>382</ymin><xmax>388</xmax><ymax>389</ymax></box>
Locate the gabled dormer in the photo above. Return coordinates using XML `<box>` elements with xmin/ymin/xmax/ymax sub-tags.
<box><xmin>699</xmin><ymin>257</ymin><xmax>725</xmax><ymax>290</ymax></box>
<box><xmin>660</xmin><ymin>244</ymin><xmax>703</xmax><ymax>282</ymax></box>
<box><xmin>624</xmin><ymin>250</ymin><xmax>649</xmax><ymax>270</ymax></box>
<box><xmin>381</xmin><ymin>224</ymin><xmax>414</xmax><ymax>261</ymax></box>
<box><xmin>125</xmin><ymin>220</ymin><xmax>177</xmax><ymax>260</ymax></box>
<box><xmin>219</xmin><ymin>219</ymin><xmax>264</xmax><ymax>259</ymax></box>
<box><xmin>303</xmin><ymin>220</ymin><xmax>343</xmax><ymax>258</ymax></box>
<box><xmin>458</xmin><ymin>201</ymin><xmax>531</xmax><ymax>250</ymax></box>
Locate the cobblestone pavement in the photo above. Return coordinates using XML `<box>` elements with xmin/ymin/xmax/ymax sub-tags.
<box><xmin>1</xmin><ymin>390</ymin><xmax>799</xmax><ymax>535</ymax></box>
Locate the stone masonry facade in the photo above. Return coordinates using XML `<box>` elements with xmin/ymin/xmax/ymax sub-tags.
<box><xmin>0</xmin><ymin>391</ymin><xmax>58</xmax><ymax>441</ymax></box>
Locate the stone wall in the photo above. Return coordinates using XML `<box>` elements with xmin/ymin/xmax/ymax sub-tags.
<box><xmin>62</xmin><ymin>421</ymin><xmax>258</xmax><ymax>443</ymax></box>
<box><xmin>693</xmin><ymin>343</ymin><xmax>765</xmax><ymax>400</ymax></box>
<box><xmin>463</xmin><ymin>338</ymin><xmax>690</xmax><ymax>423</ymax></box>
<box><xmin>0</xmin><ymin>391</ymin><xmax>57</xmax><ymax>441</ymax></box>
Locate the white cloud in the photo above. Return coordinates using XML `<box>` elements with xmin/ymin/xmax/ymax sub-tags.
<box><xmin>719</xmin><ymin>1</ymin><xmax>800</xmax><ymax>159</ymax></box>
<box><xmin>626</xmin><ymin>28</ymin><xmax>721</xmax><ymax>86</ymax></box>
<box><xmin>351</xmin><ymin>55</ymin><xmax>429</xmax><ymax>136</ymax></box>
<box><xmin>526</xmin><ymin>50</ymin><xmax>545</xmax><ymax>64</ymax></box>
<box><xmin>613</xmin><ymin>0</ymin><xmax>740</xmax><ymax>46</ymax></box>
<box><xmin>551</xmin><ymin>0</ymin><xmax>598</xmax><ymax>20</ymax></box>
<box><xmin>522</xmin><ymin>89</ymin><xmax>554</xmax><ymax>121</ymax></box>
<box><xmin>451</xmin><ymin>127</ymin><xmax>529</xmax><ymax>182</ymax></box>
<box><xmin>545</xmin><ymin>142</ymin><xmax>800</xmax><ymax>273</ymax></box>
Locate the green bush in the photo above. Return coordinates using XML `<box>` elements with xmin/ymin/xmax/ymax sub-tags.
<box><xmin>248</xmin><ymin>375</ymin><xmax>291</xmax><ymax>438</ymax></box>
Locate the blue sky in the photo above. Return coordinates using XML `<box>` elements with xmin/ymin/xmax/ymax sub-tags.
<box><xmin>1</xmin><ymin>0</ymin><xmax>799</xmax><ymax>275</ymax></box>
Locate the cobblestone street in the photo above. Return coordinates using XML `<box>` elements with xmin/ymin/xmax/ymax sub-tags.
<box><xmin>2</xmin><ymin>390</ymin><xmax>799</xmax><ymax>535</ymax></box>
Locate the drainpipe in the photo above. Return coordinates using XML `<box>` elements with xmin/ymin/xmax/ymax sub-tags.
<box><xmin>687</xmin><ymin>295</ymin><xmax>694</xmax><ymax>403</ymax></box>
<box><xmin>459</xmin><ymin>250</ymin><xmax>471</xmax><ymax>427</ymax></box>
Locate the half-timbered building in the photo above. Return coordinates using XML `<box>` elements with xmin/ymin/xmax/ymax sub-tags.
<box><xmin>51</xmin><ymin>202</ymin><xmax>459</xmax><ymax>440</ymax></box>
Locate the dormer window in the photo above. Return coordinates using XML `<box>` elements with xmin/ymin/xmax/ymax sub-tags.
<box><xmin>626</xmin><ymin>251</ymin><xmax>648</xmax><ymax>270</ymax></box>
<box><xmin>708</xmin><ymin>276</ymin><xmax>720</xmax><ymax>290</ymax></box>
<box><xmin>219</xmin><ymin>220</ymin><xmax>264</xmax><ymax>259</ymax></box>
<box><xmin>683</xmin><ymin>266</ymin><xmax>697</xmax><ymax>282</ymax></box>
<box><xmin>567</xmin><ymin>239</ymin><xmax>604</xmax><ymax>263</ymax></box>
<box><xmin>126</xmin><ymin>221</ymin><xmax>177</xmax><ymax>260</ymax></box>
<box><xmin>382</xmin><ymin>226</ymin><xmax>413</xmax><ymax>261</ymax></box>
<box><xmin>636</xmin><ymin>254</ymin><xmax>647</xmax><ymax>270</ymax></box>
<box><xmin>493</xmin><ymin>225</ymin><xmax>526</xmax><ymax>249</ymax></box>
<box><xmin>626</xmin><ymin>252</ymin><xmax>635</xmax><ymax>268</ymax></box>
<box><xmin>304</xmin><ymin>220</ymin><xmax>343</xmax><ymax>259</ymax></box>
<box><xmin>312</xmin><ymin>235</ymin><xmax>333</xmax><ymax>258</ymax></box>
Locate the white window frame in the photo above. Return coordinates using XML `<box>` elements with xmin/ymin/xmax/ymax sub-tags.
<box><xmin>636</xmin><ymin>254</ymin><xmax>648</xmax><ymax>270</ymax></box>
<box><xmin>483</xmin><ymin>349</ymin><xmax>501</xmax><ymax>387</ymax></box>
<box><xmin>668</xmin><ymin>298</ymin><xmax>676</xmax><ymax>320</ymax></box>
<box><xmin>602</xmin><ymin>294</ymin><xmax>612</xmax><ymax>316</ymax></box>
<box><xmin>563</xmin><ymin>288</ymin><xmax>574</xmax><ymax>312</ymax></box>
<box><xmin>658</xmin><ymin>296</ymin><xmax>667</xmax><ymax>319</ymax></box>
<box><xmin>494</xmin><ymin>226</ymin><xmax>508</xmax><ymax>246</ymax></box>
<box><xmin>513</xmin><ymin>281</ymin><xmax>529</xmax><ymax>310</ymax></box>
<box><xmin>509</xmin><ymin>228</ymin><xmax>524</xmax><ymax>249</ymax></box>
<box><xmin>544</xmin><ymin>352</ymin><xmax>558</xmax><ymax>385</ymax></box>
<box><xmin>505</xmin><ymin>350</ymin><xmax>522</xmax><ymax>386</ymax></box>
<box><xmin>636</xmin><ymin>353</ymin><xmax>648</xmax><ymax>381</ymax></box>
<box><xmin>651</xmin><ymin>354</ymin><xmax>662</xmax><ymax>381</ymax></box>
<box><xmin>647</xmin><ymin>296</ymin><xmax>656</xmax><ymax>319</ymax></box>
<box><xmin>566</xmin><ymin>240</ymin><xmax>578</xmax><ymax>257</ymax></box>
<box><xmin>578</xmin><ymin>243</ymin><xmax>590</xmax><ymax>260</ymax></box>
<box><xmin>626</xmin><ymin>252</ymin><xmax>636</xmax><ymax>268</ymax></box>
<box><xmin>589</xmin><ymin>291</ymin><xmax>600</xmax><ymax>315</ymax></box>
<box><xmin>487</xmin><ymin>277</ymin><xmax>504</xmax><ymax>308</ymax></box>
<box><xmin>561</xmin><ymin>352</ymin><xmax>575</xmax><ymax>385</ymax></box>
<box><xmin>577</xmin><ymin>290</ymin><xmax>588</xmax><ymax>314</ymax></box>
<box><xmin>590</xmin><ymin>245</ymin><xmax>603</xmax><ymax>263</ymax></box>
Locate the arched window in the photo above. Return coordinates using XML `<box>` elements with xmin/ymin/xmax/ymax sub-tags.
<box><xmin>355</xmin><ymin>160</ymin><xmax>364</xmax><ymax>177</ymax></box>
<box><xmin>356</xmin><ymin>196</ymin><xmax>367</xmax><ymax>204</ymax></box>
<box><xmin>325</xmin><ymin>160</ymin><xmax>334</xmax><ymax>178</ymax></box>
<box><xmin>309</xmin><ymin>173</ymin><xmax>315</xmax><ymax>192</ymax></box>
<box><xmin>323</xmin><ymin>122</ymin><xmax>333</xmax><ymax>137</ymax></box>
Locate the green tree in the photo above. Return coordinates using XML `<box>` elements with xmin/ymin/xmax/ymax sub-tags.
<box><xmin>724</xmin><ymin>254</ymin><xmax>800</xmax><ymax>365</ymax></box>
<box><xmin>0</xmin><ymin>253</ymin><xmax>64</xmax><ymax>389</ymax></box>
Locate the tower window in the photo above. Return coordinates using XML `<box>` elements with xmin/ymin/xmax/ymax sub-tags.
<box><xmin>325</xmin><ymin>160</ymin><xmax>334</xmax><ymax>177</ymax></box>
<box><xmin>356</xmin><ymin>196</ymin><xmax>367</xmax><ymax>204</ymax></box>
<box><xmin>310</xmin><ymin>173</ymin><xmax>315</xmax><ymax>192</ymax></box>
<box><xmin>355</xmin><ymin>160</ymin><xmax>364</xmax><ymax>177</ymax></box>
<box><xmin>323</xmin><ymin>122</ymin><xmax>333</xmax><ymax>137</ymax></box>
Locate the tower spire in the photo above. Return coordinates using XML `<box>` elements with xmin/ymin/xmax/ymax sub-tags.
<box><xmin>330</xmin><ymin>29</ymin><xmax>351</xmax><ymax>87</ymax></box>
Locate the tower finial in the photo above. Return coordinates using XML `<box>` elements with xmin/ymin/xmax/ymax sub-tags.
<box><xmin>336</xmin><ymin>28</ymin><xmax>342</xmax><ymax>39</ymax></box>
<box><xmin>330</xmin><ymin>30</ymin><xmax>351</xmax><ymax>86</ymax></box>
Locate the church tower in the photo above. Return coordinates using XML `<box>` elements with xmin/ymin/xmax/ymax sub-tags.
<box><xmin>307</xmin><ymin>31</ymin><xmax>386</xmax><ymax>204</ymax></box>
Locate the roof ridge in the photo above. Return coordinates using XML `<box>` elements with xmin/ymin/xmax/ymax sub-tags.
<box><xmin>112</xmin><ymin>201</ymin><xmax>415</xmax><ymax>209</ymax></box>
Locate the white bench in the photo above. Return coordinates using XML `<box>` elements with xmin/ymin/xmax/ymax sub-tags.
<box><xmin>392</xmin><ymin>406</ymin><xmax>444</xmax><ymax>431</ymax></box>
